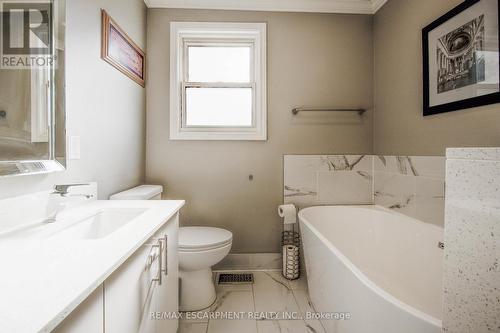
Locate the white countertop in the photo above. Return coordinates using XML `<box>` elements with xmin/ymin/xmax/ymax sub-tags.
<box><xmin>0</xmin><ymin>199</ymin><xmax>185</xmax><ymax>333</ymax></box>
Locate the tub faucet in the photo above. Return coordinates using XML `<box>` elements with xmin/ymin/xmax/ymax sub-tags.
<box><xmin>43</xmin><ymin>184</ymin><xmax>94</xmax><ymax>223</ymax></box>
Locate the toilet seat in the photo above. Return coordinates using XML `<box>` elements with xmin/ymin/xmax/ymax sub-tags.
<box><xmin>179</xmin><ymin>227</ymin><xmax>232</xmax><ymax>252</ymax></box>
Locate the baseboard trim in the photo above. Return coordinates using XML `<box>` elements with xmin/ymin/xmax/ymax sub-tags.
<box><xmin>213</xmin><ymin>253</ymin><xmax>281</xmax><ymax>270</ymax></box>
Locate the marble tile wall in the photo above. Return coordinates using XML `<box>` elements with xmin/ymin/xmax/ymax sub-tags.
<box><xmin>284</xmin><ymin>155</ymin><xmax>446</xmax><ymax>226</ymax></box>
<box><xmin>284</xmin><ymin>155</ymin><xmax>374</xmax><ymax>208</ymax></box>
<box><xmin>373</xmin><ymin>155</ymin><xmax>446</xmax><ymax>227</ymax></box>
<box><xmin>443</xmin><ymin>148</ymin><xmax>500</xmax><ymax>333</ymax></box>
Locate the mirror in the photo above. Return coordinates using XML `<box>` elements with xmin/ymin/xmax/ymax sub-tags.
<box><xmin>0</xmin><ymin>0</ymin><xmax>66</xmax><ymax>176</ymax></box>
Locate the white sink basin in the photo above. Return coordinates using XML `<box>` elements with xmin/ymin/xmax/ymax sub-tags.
<box><xmin>0</xmin><ymin>207</ymin><xmax>147</xmax><ymax>240</ymax></box>
<box><xmin>51</xmin><ymin>208</ymin><xmax>147</xmax><ymax>240</ymax></box>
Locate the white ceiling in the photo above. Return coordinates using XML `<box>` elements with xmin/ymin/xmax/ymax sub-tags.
<box><xmin>144</xmin><ymin>0</ymin><xmax>388</xmax><ymax>15</ymax></box>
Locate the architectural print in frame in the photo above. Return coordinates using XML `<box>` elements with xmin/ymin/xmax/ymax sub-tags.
<box><xmin>101</xmin><ymin>10</ymin><xmax>145</xmax><ymax>87</ymax></box>
<box><xmin>423</xmin><ymin>0</ymin><xmax>500</xmax><ymax>115</ymax></box>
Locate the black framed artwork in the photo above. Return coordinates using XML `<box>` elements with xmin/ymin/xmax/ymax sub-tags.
<box><xmin>422</xmin><ymin>0</ymin><xmax>500</xmax><ymax>116</ymax></box>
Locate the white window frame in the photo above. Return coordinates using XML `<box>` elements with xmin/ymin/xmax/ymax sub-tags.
<box><xmin>170</xmin><ymin>22</ymin><xmax>267</xmax><ymax>141</ymax></box>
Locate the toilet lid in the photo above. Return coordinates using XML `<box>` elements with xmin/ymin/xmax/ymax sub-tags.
<box><xmin>179</xmin><ymin>227</ymin><xmax>232</xmax><ymax>251</ymax></box>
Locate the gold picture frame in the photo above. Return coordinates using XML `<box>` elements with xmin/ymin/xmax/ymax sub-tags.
<box><xmin>101</xmin><ymin>9</ymin><xmax>145</xmax><ymax>87</ymax></box>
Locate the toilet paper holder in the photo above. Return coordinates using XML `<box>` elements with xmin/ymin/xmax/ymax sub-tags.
<box><xmin>282</xmin><ymin>230</ymin><xmax>300</xmax><ymax>280</ymax></box>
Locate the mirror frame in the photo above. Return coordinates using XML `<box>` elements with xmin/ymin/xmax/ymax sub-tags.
<box><xmin>0</xmin><ymin>0</ymin><xmax>66</xmax><ymax>177</ymax></box>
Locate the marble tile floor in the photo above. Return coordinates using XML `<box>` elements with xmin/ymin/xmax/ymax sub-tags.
<box><xmin>178</xmin><ymin>270</ymin><xmax>325</xmax><ymax>333</ymax></box>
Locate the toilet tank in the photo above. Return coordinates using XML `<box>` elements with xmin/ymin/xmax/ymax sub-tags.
<box><xmin>109</xmin><ymin>185</ymin><xmax>163</xmax><ymax>200</ymax></box>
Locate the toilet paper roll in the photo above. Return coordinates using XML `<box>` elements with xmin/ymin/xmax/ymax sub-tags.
<box><xmin>278</xmin><ymin>204</ymin><xmax>297</xmax><ymax>225</ymax></box>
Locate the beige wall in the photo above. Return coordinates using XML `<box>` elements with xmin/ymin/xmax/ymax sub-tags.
<box><xmin>0</xmin><ymin>0</ymin><xmax>147</xmax><ymax>200</ymax></box>
<box><xmin>374</xmin><ymin>0</ymin><xmax>500</xmax><ymax>155</ymax></box>
<box><xmin>146</xmin><ymin>9</ymin><xmax>374</xmax><ymax>253</ymax></box>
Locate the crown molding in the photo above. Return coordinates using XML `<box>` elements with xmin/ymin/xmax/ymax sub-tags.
<box><xmin>371</xmin><ymin>0</ymin><xmax>387</xmax><ymax>13</ymax></box>
<box><xmin>144</xmin><ymin>0</ymin><xmax>388</xmax><ymax>14</ymax></box>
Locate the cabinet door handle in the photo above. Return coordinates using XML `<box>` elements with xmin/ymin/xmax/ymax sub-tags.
<box><xmin>159</xmin><ymin>235</ymin><xmax>168</xmax><ymax>277</ymax></box>
<box><xmin>163</xmin><ymin>235</ymin><xmax>168</xmax><ymax>276</ymax></box>
<box><xmin>152</xmin><ymin>241</ymin><xmax>162</xmax><ymax>286</ymax></box>
<box><xmin>146</xmin><ymin>251</ymin><xmax>158</xmax><ymax>269</ymax></box>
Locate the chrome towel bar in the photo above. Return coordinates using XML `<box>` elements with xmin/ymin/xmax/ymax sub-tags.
<box><xmin>292</xmin><ymin>107</ymin><xmax>366</xmax><ymax>116</ymax></box>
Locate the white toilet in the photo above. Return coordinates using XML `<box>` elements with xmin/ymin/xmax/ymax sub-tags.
<box><xmin>109</xmin><ymin>184</ymin><xmax>163</xmax><ymax>200</ymax></box>
<box><xmin>178</xmin><ymin>226</ymin><xmax>232</xmax><ymax>311</ymax></box>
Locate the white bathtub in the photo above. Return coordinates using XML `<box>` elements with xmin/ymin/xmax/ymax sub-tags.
<box><xmin>299</xmin><ymin>205</ymin><xmax>443</xmax><ymax>333</ymax></box>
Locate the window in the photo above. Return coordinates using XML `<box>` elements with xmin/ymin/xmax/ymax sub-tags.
<box><xmin>170</xmin><ymin>22</ymin><xmax>267</xmax><ymax>140</ymax></box>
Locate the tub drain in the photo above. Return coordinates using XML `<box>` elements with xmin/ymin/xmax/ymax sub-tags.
<box><xmin>217</xmin><ymin>273</ymin><xmax>254</xmax><ymax>284</ymax></box>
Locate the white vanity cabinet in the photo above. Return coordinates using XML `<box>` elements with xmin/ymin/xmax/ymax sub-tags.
<box><xmin>53</xmin><ymin>286</ymin><xmax>104</xmax><ymax>333</ymax></box>
<box><xmin>54</xmin><ymin>214</ymin><xmax>179</xmax><ymax>333</ymax></box>
<box><xmin>105</xmin><ymin>213</ymin><xmax>179</xmax><ymax>333</ymax></box>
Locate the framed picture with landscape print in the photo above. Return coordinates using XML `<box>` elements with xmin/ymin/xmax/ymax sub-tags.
<box><xmin>101</xmin><ymin>9</ymin><xmax>145</xmax><ymax>87</ymax></box>
<box><xmin>423</xmin><ymin>0</ymin><xmax>500</xmax><ymax>116</ymax></box>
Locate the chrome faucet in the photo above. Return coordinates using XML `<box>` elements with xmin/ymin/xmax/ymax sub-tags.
<box><xmin>43</xmin><ymin>184</ymin><xmax>94</xmax><ymax>223</ymax></box>
<box><xmin>52</xmin><ymin>184</ymin><xmax>94</xmax><ymax>199</ymax></box>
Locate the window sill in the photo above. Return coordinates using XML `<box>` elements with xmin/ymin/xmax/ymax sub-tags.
<box><xmin>169</xmin><ymin>130</ymin><xmax>267</xmax><ymax>141</ymax></box>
